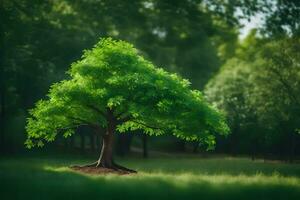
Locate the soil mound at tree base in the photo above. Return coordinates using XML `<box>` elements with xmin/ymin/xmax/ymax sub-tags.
<box><xmin>70</xmin><ymin>166</ymin><xmax>137</xmax><ymax>175</ymax></box>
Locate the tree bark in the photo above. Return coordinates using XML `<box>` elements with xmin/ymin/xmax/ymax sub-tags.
<box><xmin>96</xmin><ymin>128</ymin><xmax>115</xmax><ymax>168</ymax></box>
<box><xmin>76</xmin><ymin>113</ymin><xmax>136</xmax><ymax>173</ymax></box>
<box><xmin>96</xmin><ymin>122</ymin><xmax>136</xmax><ymax>172</ymax></box>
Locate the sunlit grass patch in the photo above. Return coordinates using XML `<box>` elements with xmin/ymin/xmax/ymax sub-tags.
<box><xmin>1</xmin><ymin>155</ymin><xmax>300</xmax><ymax>200</ymax></box>
<box><xmin>42</xmin><ymin>156</ymin><xmax>300</xmax><ymax>189</ymax></box>
<box><xmin>44</xmin><ymin>166</ymin><xmax>71</xmax><ymax>173</ymax></box>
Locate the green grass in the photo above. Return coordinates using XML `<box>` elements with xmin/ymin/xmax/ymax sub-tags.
<box><xmin>1</xmin><ymin>154</ymin><xmax>300</xmax><ymax>200</ymax></box>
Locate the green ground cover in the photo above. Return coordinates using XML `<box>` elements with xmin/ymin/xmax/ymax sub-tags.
<box><xmin>1</xmin><ymin>154</ymin><xmax>300</xmax><ymax>200</ymax></box>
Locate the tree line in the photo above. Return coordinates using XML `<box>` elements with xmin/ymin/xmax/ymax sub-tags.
<box><xmin>1</xmin><ymin>0</ymin><xmax>299</xmax><ymax>160</ymax></box>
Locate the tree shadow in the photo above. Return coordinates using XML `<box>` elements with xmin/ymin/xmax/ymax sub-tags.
<box><xmin>120</xmin><ymin>157</ymin><xmax>300</xmax><ymax>178</ymax></box>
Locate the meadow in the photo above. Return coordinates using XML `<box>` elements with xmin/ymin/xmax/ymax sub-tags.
<box><xmin>2</xmin><ymin>1</ymin><xmax>300</xmax><ymax>200</ymax></box>
<box><xmin>1</xmin><ymin>154</ymin><xmax>300</xmax><ymax>200</ymax></box>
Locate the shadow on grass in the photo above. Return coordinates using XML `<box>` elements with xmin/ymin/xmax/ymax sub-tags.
<box><xmin>121</xmin><ymin>157</ymin><xmax>300</xmax><ymax>178</ymax></box>
<box><xmin>1</xmin><ymin>156</ymin><xmax>300</xmax><ymax>200</ymax></box>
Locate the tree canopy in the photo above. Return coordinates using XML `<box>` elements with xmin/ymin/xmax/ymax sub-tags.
<box><xmin>205</xmin><ymin>34</ymin><xmax>300</xmax><ymax>156</ymax></box>
<box><xmin>25</xmin><ymin>38</ymin><xmax>229</xmax><ymax>150</ymax></box>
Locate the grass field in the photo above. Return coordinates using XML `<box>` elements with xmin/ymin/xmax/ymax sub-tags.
<box><xmin>1</xmin><ymin>154</ymin><xmax>300</xmax><ymax>200</ymax></box>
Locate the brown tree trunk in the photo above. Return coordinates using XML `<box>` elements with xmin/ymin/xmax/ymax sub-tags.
<box><xmin>96</xmin><ymin>128</ymin><xmax>115</xmax><ymax>168</ymax></box>
<box><xmin>95</xmin><ymin>120</ymin><xmax>136</xmax><ymax>172</ymax></box>
<box><xmin>75</xmin><ymin>115</ymin><xmax>136</xmax><ymax>173</ymax></box>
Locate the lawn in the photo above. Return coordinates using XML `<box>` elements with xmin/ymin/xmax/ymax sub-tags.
<box><xmin>1</xmin><ymin>154</ymin><xmax>300</xmax><ymax>200</ymax></box>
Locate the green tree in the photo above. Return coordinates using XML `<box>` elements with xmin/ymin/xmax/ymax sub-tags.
<box><xmin>25</xmin><ymin>38</ymin><xmax>229</xmax><ymax>171</ymax></box>
<box><xmin>204</xmin><ymin>58</ymin><xmax>254</xmax><ymax>155</ymax></box>
<box><xmin>205</xmin><ymin>34</ymin><xmax>300</xmax><ymax>159</ymax></box>
<box><xmin>263</xmin><ymin>0</ymin><xmax>300</xmax><ymax>37</ymax></box>
<box><xmin>1</xmin><ymin>0</ymin><xmax>239</xmax><ymax>153</ymax></box>
<box><xmin>248</xmin><ymin>37</ymin><xmax>300</xmax><ymax>161</ymax></box>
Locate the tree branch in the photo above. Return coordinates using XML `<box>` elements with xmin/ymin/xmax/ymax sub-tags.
<box><xmin>117</xmin><ymin>115</ymin><xmax>132</xmax><ymax>124</ymax></box>
<box><xmin>86</xmin><ymin>104</ymin><xmax>107</xmax><ymax>117</ymax></box>
<box><xmin>66</xmin><ymin>116</ymin><xmax>99</xmax><ymax>128</ymax></box>
<box><xmin>131</xmin><ymin>120</ymin><xmax>164</xmax><ymax>131</ymax></box>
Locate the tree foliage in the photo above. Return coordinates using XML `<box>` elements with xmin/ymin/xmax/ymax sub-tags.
<box><xmin>205</xmin><ymin>34</ymin><xmax>300</xmax><ymax>155</ymax></box>
<box><xmin>1</xmin><ymin>0</ymin><xmax>238</xmax><ymax>152</ymax></box>
<box><xmin>26</xmin><ymin>38</ymin><xmax>229</xmax><ymax>150</ymax></box>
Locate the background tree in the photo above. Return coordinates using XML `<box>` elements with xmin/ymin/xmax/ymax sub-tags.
<box><xmin>2</xmin><ymin>0</ymin><xmax>299</xmax><ymax>159</ymax></box>
<box><xmin>247</xmin><ymin>37</ymin><xmax>300</xmax><ymax>161</ymax></box>
<box><xmin>26</xmin><ymin>38</ymin><xmax>229</xmax><ymax>171</ymax></box>
<box><xmin>204</xmin><ymin>58</ymin><xmax>255</xmax><ymax>155</ymax></box>
<box><xmin>205</xmin><ymin>33</ymin><xmax>300</xmax><ymax>159</ymax></box>
<box><xmin>262</xmin><ymin>0</ymin><xmax>300</xmax><ymax>37</ymax></box>
<box><xmin>1</xmin><ymin>0</ymin><xmax>239</xmax><ymax>153</ymax></box>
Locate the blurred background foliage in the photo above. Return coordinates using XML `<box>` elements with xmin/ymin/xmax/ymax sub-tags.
<box><xmin>1</xmin><ymin>0</ymin><xmax>299</xmax><ymax>161</ymax></box>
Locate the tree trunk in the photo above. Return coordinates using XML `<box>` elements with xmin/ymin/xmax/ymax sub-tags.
<box><xmin>75</xmin><ymin>116</ymin><xmax>136</xmax><ymax>173</ymax></box>
<box><xmin>97</xmin><ymin>128</ymin><xmax>115</xmax><ymax>168</ymax></box>
<box><xmin>96</xmin><ymin>120</ymin><xmax>136</xmax><ymax>172</ymax></box>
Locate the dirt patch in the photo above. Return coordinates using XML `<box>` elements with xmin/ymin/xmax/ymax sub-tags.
<box><xmin>70</xmin><ymin>166</ymin><xmax>136</xmax><ymax>175</ymax></box>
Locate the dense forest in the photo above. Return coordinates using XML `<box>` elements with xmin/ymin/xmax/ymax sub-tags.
<box><xmin>1</xmin><ymin>0</ymin><xmax>300</xmax><ymax>161</ymax></box>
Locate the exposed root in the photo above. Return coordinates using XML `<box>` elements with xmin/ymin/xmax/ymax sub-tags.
<box><xmin>70</xmin><ymin>161</ymin><xmax>137</xmax><ymax>175</ymax></box>
<box><xmin>72</xmin><ymin>161</ymin><xmax>98</xmax><ymax>168</ymax></box>
<box><xmin>113</xmin><ymin>162</ymin><xmax>137</xmax><ymax>173</ymax></box>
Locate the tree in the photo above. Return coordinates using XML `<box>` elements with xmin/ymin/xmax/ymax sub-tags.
<box><xmin>262</xmin><ymin>0</ymin><xmax>300</xmax><ymax>37</ymax></box>
<box><xmin>204</xmin><ymin>58</ymin><xmax>254</xmax><ymax>155</ymax></box>
<box><xmin>204</xmin><ymin>31</ymin><xmax>263</xmax><ymax>156</ymax></box>
<box><xmin>25</xmin><ymin>38</ymin><xmax>229</xmax><ymax>172</ymax></box>
<box><xmin>205</xmin><ymin>33</ymin><xmax>300</xmax><ymax>159</ymax></box>
<box><xmin>247</xmin><ymin>37</ymin><xmax>300</xmax><ymax>161</ymax></box>
<box><xmin>1</xmin><ymin>0</ymin><xmax>240</xmax><ymax>153</ymax></box>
